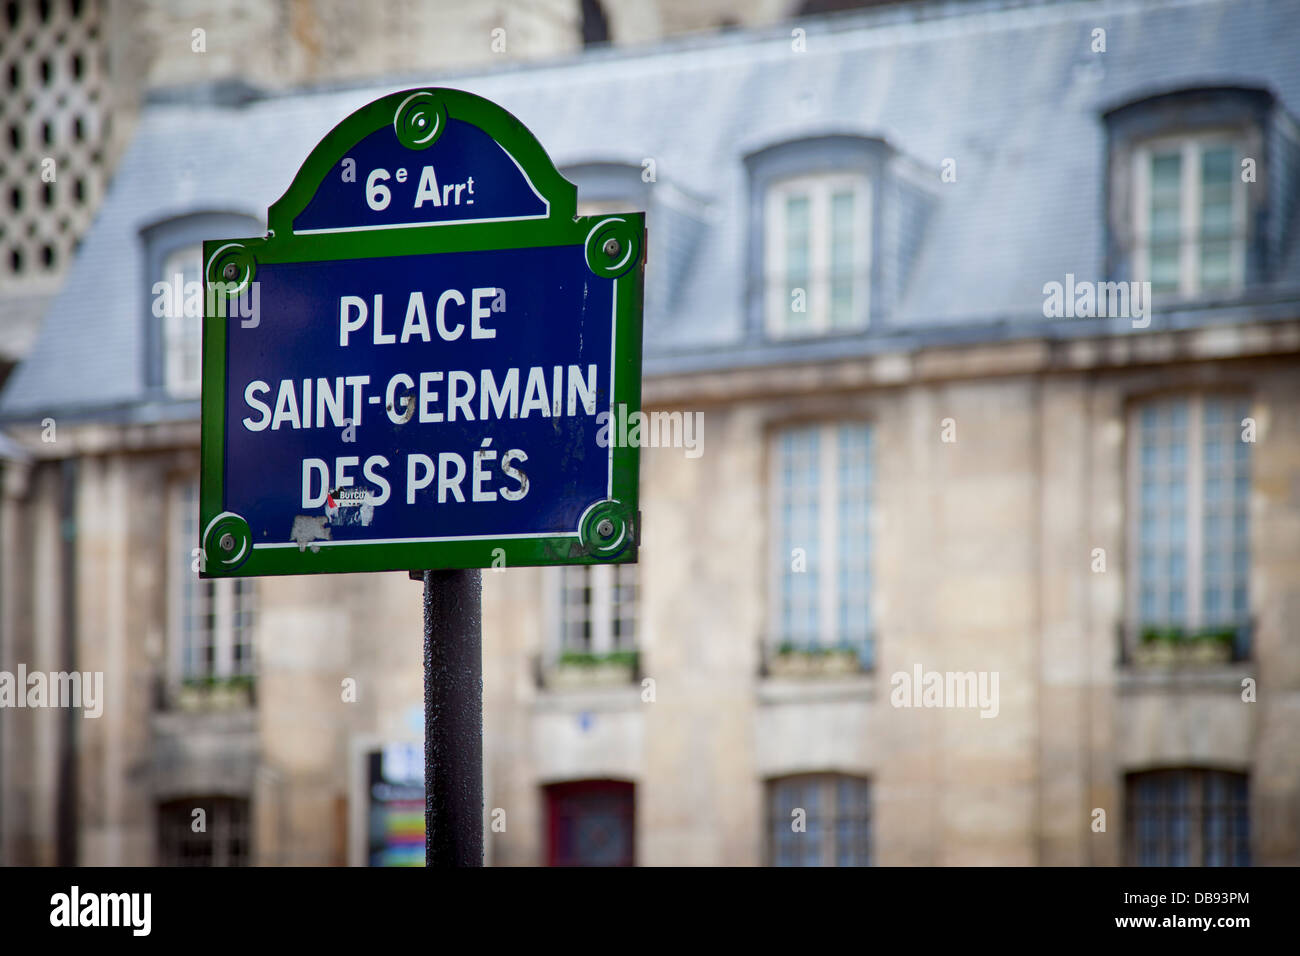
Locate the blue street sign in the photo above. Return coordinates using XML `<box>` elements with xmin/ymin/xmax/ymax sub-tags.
<box><xmin>200</xmin><ymin>88</ymin><xmax>644</xmax><ymax>576</ymax></box>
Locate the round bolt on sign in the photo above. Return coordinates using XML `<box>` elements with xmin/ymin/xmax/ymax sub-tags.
<box><xmin>198</xmin><ymin>88</ymin><xmax>644</xmax><ymax>577</ymax></box>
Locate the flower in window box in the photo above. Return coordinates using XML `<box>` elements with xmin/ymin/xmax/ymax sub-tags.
<box><xmin>549</xmin><ymin>651</ymin><xmax>636</xmax><ymax>688</ymax></box>
<box><xmin>1185</xmin><ymin>640</ymin><xmax>1231</xmax><ymax>664</ymax></box>
<box><xmin>769</xmin><ymin>645</ymin><xmax>860</xmax><ymax>678</ymax></box>
<box><xmin>768</xmin><ymin>649</ymin><xmax>811</xmax><ymax>678</ymax></box>
<box><xmin>1134</xmin><ymin>627</ymin><xmax>1180</xmax><ymax>666</ymax></box>
<box><xmin>177</xmin><ymin>682</ymin><xmax>204</xmax><ymax>712</ymax></box>
<box><xmin>1135</xmin><ymin>626</ymin><xmax>1235</xmax><ymax>666</ymax></box>
<box><xmin>820</xmin><ymin>648</ymin><xmax>860</xmax><ymax>676</ymax></box>
<box><xmin>1186</xmin><ymin>628</ymin><xmax>1235</xmax><ymax>664</ymax></box>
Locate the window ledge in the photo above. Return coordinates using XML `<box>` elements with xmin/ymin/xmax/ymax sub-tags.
<box><xmin>765</xmin><ymin>325</ymin><xmax>871</xmax><ymax>344</ymax></box>
<box><xmin>758</xmin><ymin>673</ymin><xmax>875</xmax><ymax>706</ymax></box>
<box><xmin>531</xmin><ymin>682</ymin><xmax>644</xmax><ymax>713</ymax></box>
<box><xmin>151</xmin><ymin>707</ymin><xmax>258</xmax><ymax>735</ymax></box>
<box><xmin>154</xmin><ymin>676</ymin><xmax>257</xmax><ymax>714</ymax></box>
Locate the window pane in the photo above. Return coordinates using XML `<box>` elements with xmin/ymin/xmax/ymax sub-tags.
<box><xmin>835</xmin><ymin>776</ymin><xmax>871</xmax><ymax>866</ymax></box>
<box><xmin>162</xmin><ymin>244</ymin><xmax>204</xmax><ymax>397</ymax></box>
<box><xmin>232</xmin><ymin>578</ymin><xmax>256</xmax><ymax>676</ymax></box>
<box><xmin>1198</xmin><ymin>147</ymin><xmax>1236</xmax><ymax>292</ymax></box>
<box><xmin>1201</xmin><ymin>396</ymin><xmax>1251</xmax><ymax>630</ymax></box>
<box><xmin>783</xmin><ymin>194</ymin><xmax>811</xmax><ymax>330</ymax></box>
<box><xmin>1148</xmin><ymin>151</ymin><xmax>1182</xmax><ymax>294</ymax></box>
<box><xmin>178</xmin><ymin>481</ymin><xmax>212</xmax><ymax>680</ymax></box>
<box><xmin>1135</xmin><ymin>399</ymin><xmax>1189</xmax><ymax>628</ymax></box>
<box><xmin>775</xmin><ymin>427</ymin><xmax>820</xmax><ymax>647</ymax></box>
<box><xmin>560</xmin><ymin>565</ymin><xmax>593</xmax><ymax>653</ymax></box>
<box><xmin>829</xmin><ymin>190</ymin><xmax>856</xmax><ymax>328</ymax></box>
<box><xmin>836</xmin><ymin>424</ymin><xmax>872</xmax><ymax>665</ymax></box>
<box><xmin>612</xmin><ymin>562</ymin><xmax>638</xmax><ymax>652</ymax></box>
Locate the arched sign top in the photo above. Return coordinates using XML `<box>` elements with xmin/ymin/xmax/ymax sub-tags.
<box><xmin>267</xmin><ymin>87</ymin><xmax>578</xmax><ymax>236</ymax></box>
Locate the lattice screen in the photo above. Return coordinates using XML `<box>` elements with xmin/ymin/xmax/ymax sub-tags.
<box><xmin>0</xmin><ymin>0</ymin><xmax>109</xmax><ymax>284</ymax></box>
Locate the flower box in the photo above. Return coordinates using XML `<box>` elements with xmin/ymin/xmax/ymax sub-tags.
<box><xmin>768</xmin><ymin>648</ymin><xmax>862</xmax><ymax>678</ymax></box>
<box><xmin>545</xmin><ymin>652</ymin><xmax>637</xmax><ymax>689</ymax></box>
<box><xmin>1133</xmin><ymin>628</ymin><xmax>1235</xmax><ymax>667</ymax></box>
<box><xmin>174</xmin><ymin>678</ymin><xmax>255</xmax><ymax>711</ymax></box>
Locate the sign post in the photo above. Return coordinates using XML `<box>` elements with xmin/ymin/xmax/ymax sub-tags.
<box><xmin>200</xmin><ymin>88</ymin><xmax>645</xmax><ymax>865</ymax></box>
<box><xmin>421</xmin><ymin>568</ymin><xmax>481</xmax><ymax>867</ymax></box>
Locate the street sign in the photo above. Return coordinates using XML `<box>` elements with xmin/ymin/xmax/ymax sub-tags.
<box><xmin>200</xmin><ymin>88</ymin><xmax>644</xmax><ymax>577</ymax></box>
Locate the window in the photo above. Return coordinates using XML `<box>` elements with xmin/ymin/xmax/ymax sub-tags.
<box><xmin>765</xmin><ymin>174</ymin><xmax>869</xmax><ymax>336</ymax></box>
<box><xmin>770</xmin><ymin>423</ymin><xmax>873</xmax><ymax>665</ymax></box>
<box><xmin>1127</xmin><ymin>395</ymin><xmax>1251</xmax><ymax>652</ymax></box>
<box><xmin>1104</xmin><ymin>88</ymin><xmax>1283</xmax><ymax>296</ymax></box>
<box><xmin>1134</xmin><ymin>135</ymin><xmax>1247</xmax><ymax>296</ymax></box>
<box><xmin>580</xmin><ymin>0</ymin><xmax>610</xmax><ymax>47</ymax></box>
<box><xmin>170</xmin><ymin>480</ymin><xmax>256</xmax><ymax>685</ymax></box>
<box><xmin>545</xmin><ymin>780</ymin><xmax>634</xmax><ymax>866</ymax></box>
<box><xmin>559</xmin><ymin>563</ymin><xmax>637</xmax><ymax>657</ymax></box>
<box><xmin>543</xmin><ymin>564</ymin><xmax>638</xmax><ymax>688</ymax></box>
<box><xmin>161</xmin><ymin>243</ymin><xmax>204</xmax><ymax>397</ymax></box>
<box><xmin>1126</xmin><ymin>770</ymin><xmax>1250</xmax><ymax>866</ymax></box>
<box><xmin>767</xmin><ymin>774</ymin><xmax>871</xmax><ymax>866</ymax></box>
<box><xmin>143</xmin><ymin>212</ymin><xmax>262</xmax><ymax>398</ymax></box>
<box><xmin>158</xmin><ymin>797</ymin><xmax>251</xmax><ymax>866</ymax></box>
<box><xmin>746</xmin><ymin>135</ymin><xmax>927</xmax><ymax>338</ymax></box>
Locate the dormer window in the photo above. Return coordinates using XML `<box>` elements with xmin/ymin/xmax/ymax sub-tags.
<box><xmin>744</xmin><ymin>135</ymin><xmax>929</xmax><ymax>340</ymax></box>
<box><xmin>764</xmin><ymin>173</ymin><xmax>869</xmax><ymax>337</ymax></box>
<box><xmin>1104</xmin><ymin>87</ymin><xmax>1297</xmax><ymax>301</ymax></box>
<box><xmin>161</xmin><ymin>243</ymin><xmax>204</xmax><ymax>398</ymax></box>
<box><xmin>142</xmin><ymin>211</ymin><xmax>262</xmax><ymax>401</ymax></box>
<box><xmin>1133</xmin><ymin>134</ymin><xmax>1246</xmax><ymax>296</ymax></box>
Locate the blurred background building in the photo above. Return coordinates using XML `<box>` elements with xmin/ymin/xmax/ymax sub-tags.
<box><xmin>1</xmin><ymin>0</ymin><xmax>1298</xmax><ymax>865</ymax></box>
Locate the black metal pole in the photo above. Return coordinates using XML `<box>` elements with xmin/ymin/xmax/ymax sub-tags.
<box><xmin>422</xmin><ymin>568</ymin><xmax>483</xmax><ymax>867</ymax></box>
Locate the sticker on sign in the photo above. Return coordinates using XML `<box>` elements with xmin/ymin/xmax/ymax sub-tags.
<box><xmin>199</xmin><ymin>89</ymin><xmax>644</xmax><ymax>577</ymax></box>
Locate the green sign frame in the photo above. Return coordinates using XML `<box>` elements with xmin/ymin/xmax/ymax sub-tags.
<box><xmin>200</xmin><ymin>88</ymin><xmax>644</xmax><ymax>577</ymax></box>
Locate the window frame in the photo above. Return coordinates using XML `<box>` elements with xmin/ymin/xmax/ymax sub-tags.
<box><xmin>552</xmin><ymin>562</ymin><xmax>638</xmax><ymax>659</ymax></box>
<box><xmin>1125</xmin><ymin>768</ymin><xmax>1250</xmax><ymax>867</ymax></box>
<box><xmin>1131</xmin><ymin>131</ymin><xmax>1248</xmax><ymax>298</ymax></box>
<box><xmin>158</xmin><ymin>796</ymin><xmax>251</xmax><ymax>866</ymax></box>
<box><xmin>766</xmin><ymin>773</ymin><xmax>872</xmax><ymax>867</ymax></box>
<box><xmin>767</xmin><ymin>421</ymin><xmax>874</xmax><ymax>663</ymax></box>
<box><xmin>160</xmin><ymin>242</ymin><xmax>205</xmax><ymax>398</ymax></box>
<box><xmin>167</xmin><ymin>479</ymin><xmax>256</xmax><ymax>687</ymax></box>
<box><xmin>1124</xmin><ymin>392</ymin><xmax>1252</xmax><ymax>647</ymax></box>
<box><xmin>141</xmin><ymin>211</ymin><xmax>262</xmax><ymax>399</ymax></box>
<box><xmin>764</xmin><ymin>172</ymin><xmax>871</xmax><ymax>338</ymax></box>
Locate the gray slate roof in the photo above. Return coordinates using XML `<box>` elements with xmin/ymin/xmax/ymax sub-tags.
<box><xmin>3</xmin><ymin>0</ymin><xmax>1299</xmax><ymax>421</ymax></box>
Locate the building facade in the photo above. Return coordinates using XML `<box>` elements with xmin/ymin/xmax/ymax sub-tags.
<box><xmin>2</xmin><ymin>0</ymin><xmax>1299</xmax><ymax>866</ymax></box>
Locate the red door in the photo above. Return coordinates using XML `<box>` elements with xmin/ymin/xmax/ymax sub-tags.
<box><xmin>545</xmin><ymin>780</ymin><xmax>635</xmax><ymax>866</ymax></box>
